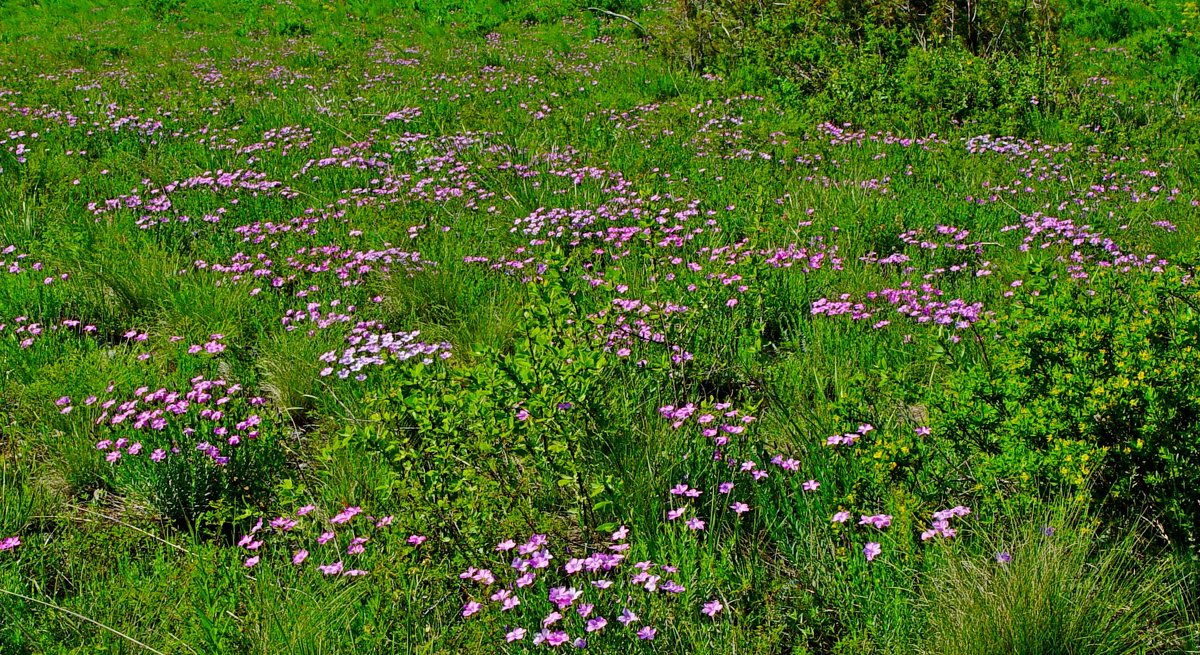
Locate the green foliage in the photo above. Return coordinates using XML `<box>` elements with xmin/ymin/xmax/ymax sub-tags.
<box><xmin>937</xmin><ymin>267</ymin><xmax>1200</xmax><ymax>546</ymax></box>
<box><xmin>896</xmin><ymin>48</ymin><xmax>1051</xmax><ymax>126</ymax></box>
<box><xmin>380</xmin><ymin>264</ymin><xmax>519</xmax><ymax>357</ymax></box>
<box><xmin>138</xmin><ymin>0</ymin><xmax>186</xmax><ymax>20</ymax></box>
<box><xmin>653</xmin><ymin>0</ymin><xmax>1062</xmax><ymax>130</ymax></box>
<box><xmin>351</xmin><ymin>270</ymin><xmax>614</xmax><ymax>545</ymax></box>
<box><xmin>0</xmin><ymin>465</ymin><xmax>42</xmax><ymax>540</ymax></box>
<box><xmin>1065</xmin><ymin>0</ymin><xmax>1162</xmax><ymax>40</ymax></box>
<box><xmin>113</xmin><ymin>436</ymin><xmax>286</xmax><ymax>530</ymax></box>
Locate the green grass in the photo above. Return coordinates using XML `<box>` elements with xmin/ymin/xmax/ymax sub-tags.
<box><xmin>0</xmin><ymin>0</ymin><xmax>1199</xmax><ymax>652</ymax></box>
<box><xmin>923</xmin><ymin>507</ymin><xmax>1186</xmax><ymax>655</ymax></box>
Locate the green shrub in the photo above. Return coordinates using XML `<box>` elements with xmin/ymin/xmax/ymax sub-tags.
<box><xmin>115</xmin><ymin>438</ymin><xmax>285</xmax><ymax>530</ymax></box>
<box><xmin>349</xmin><ymin>270</ymin><xmax>616</xmax><ymax>546</ymax></box>
<box><xmin>936</xmin><ymin>266</ymin><xmax>1200</xmax><ymax>547</ymax></box>
<box><xmin>1065</xmin><ymin>0</ymin><xmax>1161</xmax><ymax>41</ymax></box>
<box><xmin>654</xmin><ymin>0</ymin><xmax>1061</xmax><ymax>129</ymax></box>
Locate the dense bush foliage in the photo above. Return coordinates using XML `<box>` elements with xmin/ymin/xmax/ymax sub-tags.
<box><xmin>654</xmin><ymin>0</ymin><xmax>1200</xmax><ymax>139</ymax></box>
<box><xmin>937</xmin><ymin>266</ymin><xmax>1200</xmax><ymax>546</ymax></box>
<box><xmin>349</xmin><ymin>273</ymin><xmax>617</xmax><ymax>543</ymax></box>
<box><xmin>654</xmin><ymin>0</ymin><xmax>1062</xmax><ymax>127</ymax></box>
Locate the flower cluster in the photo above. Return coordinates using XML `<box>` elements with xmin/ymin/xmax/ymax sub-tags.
<box><xmin>658</xmin><ymin>402</ymin><xmax>824</xmax><ymax>540</ymax></box>
<box><xmin>458</xmin><ymin>528</ymin><xmax>718</xmax><ymax>647</ymax></box>
<box><xmin>824</xmin><ymin>423</ymin><xmax>875</xmax><ymax>447</ymax></box>
<box><xmin>921</xmin><ymin>506</ymin><xmax>971</xmax><ymax>540</ymax></box>
<box><xmin>318</xmin><ymin>322</ymin><xmax>451</xmax><ymax>380</ymax></box>
<box><xmin>237</xmin><ymin>503</ymin><xmax>420</xmax><ymax>577</ymax></box>
<box><xmin>2</xmin><ymin>316</ymin><xmax>94</xmax><ymax>349</ymax></box>
<box><xmin>60</xmin><ymin>376</ymin><xmax>271</xmax><ymax>466</ymax></box>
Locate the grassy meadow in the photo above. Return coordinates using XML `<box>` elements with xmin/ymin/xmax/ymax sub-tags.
<box><xmin>1</xmin><ymin>0</ymin><xmax>1200</xmax><ymax>652</ymax></box>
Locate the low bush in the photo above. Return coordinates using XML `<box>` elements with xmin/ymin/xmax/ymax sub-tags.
<box><xmin>936</xmin><ymin>266</ymin><xmax>1200</xmax><ymax>547</ymax></box>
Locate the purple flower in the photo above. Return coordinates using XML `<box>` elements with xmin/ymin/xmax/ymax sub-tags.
<box><xmin>996</xmin><ymin>551</ymin><xmax>1012</xmax><ymax>564</ymax></box>
<box><xmin>586</xmin><ymin>616</ymin><xmax>607</xmax><ymax>632</ymax></box>
<box><xmin>461</xmin><ymin>600</ymin><xmax>482</xmax><ymax>617</ymax></box>
<box><xmin>831</xmin><ymin>511</ymin><xmax>851</xmax><ymax>523</ymax></box>
<box><xmin>859</xmin><ymin>514</ymin><xmax>892</xmax><ymax>530</ymax></box>
<box><xmin>319</xmin><ymin>561</ymin><xmax>345</xmax><ymax>576</ymax></box>
<box><xmin>730</xmin><ymin>502</ymin><xmax>750</xmax><ymax>514</ymax></box>
<box><xmin>407</xmin><ymin>535</ymin><xmax>427</xmax><ymax>546</ymax></box>
<box><xmin>541</xmin><ymin>629</ymin><xmax>570</xmax><ymax>647</ymax></box>
<box><xmin>776</xmin><ymin>457</ymin><xmax>800</xmax><ymax>471</ymax></box>
<box><xmin>618</xmin><ymin>608</ymin><xmax>638</xmax><ymax>625</ymax></box>
<box><xmin>802</xmin><ymin>479</ymin><xmax>819</xmax><ymax>492</ymax></box>
<box><xmin>271</xmin><ymin>517</ymin><xmax>298</xmax><ymax>531</ymax></box>
<box><xmin>292</xmin><ymin>550</ymin><xmax>308</xmax><ymax>565</ymax></box>
<box><xmin>506</xmin><ymin>627</ymin><xmax>527</xmax><ymax>642</ymax></box>
<box><xmin>702</xmin><ymin>599</ymin><xmax>723</xmax><ymax>617</ymax></box>
<box><xmin>931</xmin><ymin>506</ymin><xmax>972</xmax><ymax>521</ymax></box>
<box><xmin>637</xmin><ymin>626</ymin><xmax>657</xmax><ymax>640</ymax></box>
<box><xmin>330</xmin><ymin>506</ymin><xmax>361</xmax><ymax>524</ymax></box>
<box><xmin>529</xmin><ymin>549</ymin><xmax>553</xmax><ymax>569</ymax></box>
<box><xmin>863</xmin><ymin>542</ymin><xmax>882</xmax><ymax>562</ymax></box>
<box><xmin>548</xmin><ymin>586</ymin><xmax>582</xmax><ymax>610</ymax></box>
<box><xmin>0</xmin><ymin>536</ymin><xmax>20</xmax><ymax>551</ymax></box>
<box><xmin>686</xmin><ymin>517</ymin><xmax>706</xmax><ymax>531</ymax></box>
